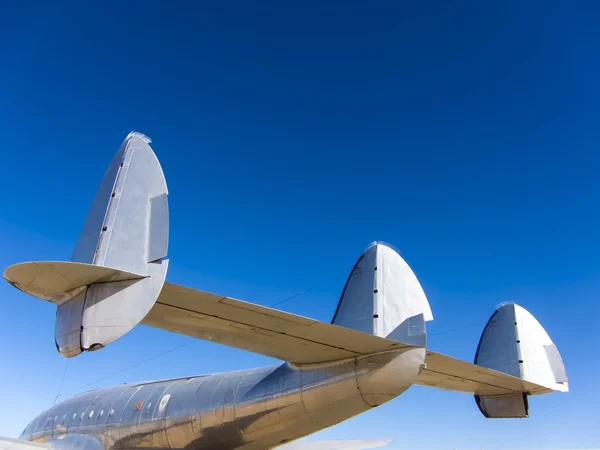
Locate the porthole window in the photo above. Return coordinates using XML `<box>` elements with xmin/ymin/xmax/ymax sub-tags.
<box><xmin>158</xmin><ymin>394</ymin><xmax>171</xmax><ymax>414</ymax></box>
<box><xmin>88</xmin><ymin>410</ymin><xmax>94</xmax><ymax>419</ymax></box>
<box><xmin>72</xmin><ymin>413</ymin><xmax>76</xmax><ymax>421</ymax></box>
<box><xmin>54</xmin><ymin>416</ymin><xmax>58</xmax><ymax>423</ymax></box>
<box><xmin>145</xmin><ymin>402</ymin><xmax>152</xmax><ymax>414</ymax></box>
<box><xmin>98</xmin><ymin>410</ymin><xmax>104</xmax><ymax>419</ymax></box>
<box><xmin>108</xmin><ymin>409</ymin><xmax>114</xmax><ymax>417</ymax></box>
<box><xmin>80</xmin><ymin>412</ymin><xmax>84</xmax><ymax>421</ymax></box>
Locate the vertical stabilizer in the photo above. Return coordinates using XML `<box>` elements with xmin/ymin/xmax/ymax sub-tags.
<box><xmin>332</xmin><ymin>243</ymin><xmax>432</xmax><ymax>346</ymax></box>
<box><xmin>72</xmin><ymin>132</ymin><xmax>169</xmax><ymax>269</ymax></box>
<box><xmin>68</xmin><ymin>132</ymin><xmax>169</xmax><ymax>356</ymax></box>
<box><xmin>474</xmin><ymin>303</ymin><xmax>568</xmax><ymax>418</ymax></box>
<box><xmin>4</xmin><ymin>132</ymin><xmax>169</xmax><ymax>358</ymax></box>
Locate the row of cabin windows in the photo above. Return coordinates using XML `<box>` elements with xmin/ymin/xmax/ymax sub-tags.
<box><xmin>26</xmin><ymin>390</ymin><xmax>174</xmax><ymax>437</ymax></box>
<box><xmin>39</xmin><ymin>399</ymin><xmax>157</xmax><ymax>431</ymax></box>
<box><xmin>41</xmin><ymin>408</ymin><xmax>116</xmax><ymax>429</ymax></box>
<box><xmin>31</xmin><ymin>388</ymin><xmax>176</xmax><ymax>436</ymax></box>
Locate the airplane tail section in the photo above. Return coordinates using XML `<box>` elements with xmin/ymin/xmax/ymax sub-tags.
<box><xmin>2</xmin><ymin>132</ymin><xmax>568</xmax><ymax>420</ymax></box>
<box><xmin>416</xmin><ymin>303</ymin><xmax>568</xmax><ymax>418</ymax></box>
<box><xmin>4</xmin><ymin>132</ymin><xmax>169</xmax><ymax>357</ymax></box>
<box><xmin>331</xmin><ymin>243</ymin><xmax>567</xmax><ymax>417</ymax></box>
<box><xmin>332</xmin><ymin>242</ymin><xmax>433</xmax><ymax>347</ymax></box>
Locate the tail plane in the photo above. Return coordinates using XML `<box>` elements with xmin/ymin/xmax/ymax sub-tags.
<box><xmin>5</xmin><ymin>132</ymin><xmax>169</xmax><ymax>357</ymax></box>
<box><xmin>3</xmin><ymin>132</ymin><xmax>567</xmax><ymax>419</ymax></box>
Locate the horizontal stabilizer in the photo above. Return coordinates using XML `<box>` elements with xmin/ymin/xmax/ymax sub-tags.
<box><xmin>4</xmin><ymin>261</ymin><xmax>145</xmax><ymax>303</ymax></box>
<box><xmin>276</xmin><ymin>440</ymin><xmax>392</xmax><ymax>450</ymax></box>
<box><xmin>142</xmin><ymin>282</ymin><xmax>414</xmax><ymax>364</ymax></box>
<box><xmin>416</xmin><ymin>351</ymin><xmax>554</xmax><ymax>397</ymax></box>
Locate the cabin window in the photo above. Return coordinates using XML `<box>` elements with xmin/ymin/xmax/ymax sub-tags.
<box><xmin>80</xmin><ymin>412</ymin><xmax>84</xmax><ymax>421</ymax></box>
<box><xmin>158</xmin><ymin>394</ymin><xmax>171</xmax><ymax>414</ymax></box>
<box><xmin>108</xmin><ymin>409</ymin><xmax>114</xmax><ymax>417</ymax></box>
<box><xmin>98</xmin><ymin>410</ymin><xmax>104</xmax><ymax>419</ymax></box>
<box><xmin>88</xmin><ymin>410</ymin><xmax>94</xmax><ymax>419</ymax></box>
<box><xmin>72</xmin><ymin>413</ymin><xmax>77</xmax><ymax>421</ymax></box>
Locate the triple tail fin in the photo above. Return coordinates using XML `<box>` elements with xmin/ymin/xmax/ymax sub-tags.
<box><xmin>472</xmin><ymin>302</ymin><xmax>568</xmax><ymax>417</ymax></box>
<box><xmin>2</xmin><ymin>132</ymin><xmax>569</xmax><ymax>422</ymax></box>
<box><xmin>416</xmin><ymin>302</ymin><xmax>568</xmax><ymax>418</ymax></box>
<box><xmin>332</xmin><ymin>242</ymin><xmax>433</xmax><ymax>348</ymax></box>
<box><xmin>4</xmin><ymin>132</ymin><xmax>169</xmax><ymax>357</ymax></box>
<box><xmin>332</xmin><ymin>243</ymin><xmax>568</xmax><ymax>418</ymax></box>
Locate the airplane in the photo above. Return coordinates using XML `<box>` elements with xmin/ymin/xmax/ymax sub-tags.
<box><xmin>1</xmin><ymin>132</ymin><xmax>568</xmax><ymax>450</ymax></box>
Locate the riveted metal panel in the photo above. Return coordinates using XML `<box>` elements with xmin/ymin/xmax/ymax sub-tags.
<box><xmin>165</xmin><ymin>378</ymin><xmax>203</xmax><ymax>448</ymax></box>
<box><xmin>234</xmin><ymin>366</ymin><xmax>279</xmax><ymax>423</ymax></box>
<box><xmin>331</xmin><ymin>248</ymin><xmax>374</xmax><ymax>334</ymax></box>
<box><xmin>236</xmin><ymin>366</ymin><xmax>279</xmax><ymax>404</ymax></box>
<box><xmin>90</xmin><ymin>387</ymin><xmax>122</xmax><ymax>431</ymax></box>
<box><xmin>475</xmin><ymin>305</ymin><xmax>521</xmax><ymax>378</ymax></box>
<box><xmin>475</xmin><ymin>393</ymin><xmax>528</xmax><ymax>418</ymax></box>
<box><xmin>71</xmin><ymin>139</ymin><xmax>127</xmax><ymax>264</ymax></box>
<box><xmin>55</xmin><ymin>287</ymin><xmax>86</xmax><ymax>358</ymax></box>
<box><xmin>105</xmin><ymin>386</ymin><xmax>139</xmax><ymax>430</ymax></box>
<box><xmin>196</xmin><ymin>374</ymin><xmax>225</xmax><ymax>431</ymax></box>
<box><xmin>119</xmin><ymin>385</ymin><xmax>151</xmax><ymax>444</ymax></box>
<box><xmin>77</xmin><ymin>394</ymin><xmax>104</xmax><ymax>434</ymax></box>
<box><xmin>332</xmin><ymin>243</ymin><xmax>432</xmax><ymax>339</ymax></box>
<box><xmin>80</xmin><ymin>260</ymin><xmax>168</xmax><ymax>352</ymax></box>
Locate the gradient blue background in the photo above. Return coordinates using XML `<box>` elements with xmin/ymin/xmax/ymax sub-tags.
<box><xmin>1</xmin><ymin>2</ymin><xmax>599</xmax><ymax>449</ymax></box>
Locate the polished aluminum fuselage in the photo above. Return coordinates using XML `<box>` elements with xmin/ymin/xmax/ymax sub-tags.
<box><xmin>20</xmin><ymin>348</ymin><xmax>424</xmax><ymax>450</ymax></box>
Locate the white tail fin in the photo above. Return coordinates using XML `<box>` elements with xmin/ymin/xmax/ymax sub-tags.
<box><xmin>473</xmin><ymin>303</ymin><xmax>568</xmax><ymax>417</ymax></box>
<box><xmin>72</xmin><ymin>131</ymin><xmax>168</xmax><ymax>267</ymax></box>
<box><xmin>4</xmin><ymin>132</ymin><xmax>169</xmax><ymax>357</ymax></box>
<box><xmin>416</xmin><ymin>302</ymin><xmax>568</xmax><ymax>418</ymax></box>
<box><xmin>331</xmin><ymin>242</ymin><xmax>432</xmax><ymax>347</ymax></box>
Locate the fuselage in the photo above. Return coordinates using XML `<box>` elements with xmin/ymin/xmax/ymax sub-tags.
<box><xmin>20</xmin><ymin>348</ymin><xmax>425</xmax><ymax>450</ymax></box>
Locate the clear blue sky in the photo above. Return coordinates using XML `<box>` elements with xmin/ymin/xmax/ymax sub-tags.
<box><xmin>1</xmin><ymin>2</ymin><xmax>599</xmax><ymax>449</ymax></box>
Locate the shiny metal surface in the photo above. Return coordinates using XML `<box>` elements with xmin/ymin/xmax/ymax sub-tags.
<box><xmin>5</xmin><ymin>132</ymin><xmax>170</xmax><ymax>358</ymax></box>
<box><xmin>331</xmin><ymin>243</ymin><xmax>433</xmax><ymax>338</ymax></box>
<box><xmin>4</xmin><ymin>132</ymin><xmax>568</xmax><ymax>449</ymax></box>
<box><xmin>20</xmin><ymin>348</ymin><xmax>424</xmax><ymax>450</ymax></box>
<box><xmin>473</xmin><ymin>303</ymin><xmax>569</xmax><ymax>418</ymax></box>
<box><xmin>142</xmin><ymin>282</ymin><xmax>414</xmax><ymax>365</ymax></box>
<box><xmin>76</xmin><ymin>131</ymin><xmax>169</xmax><ymax>355</ymax></box>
